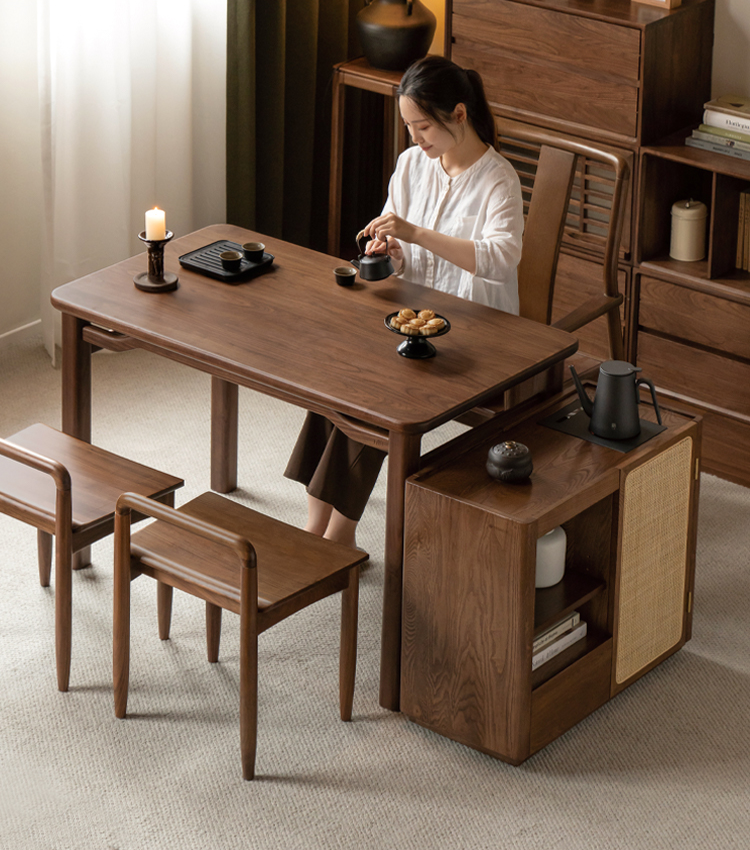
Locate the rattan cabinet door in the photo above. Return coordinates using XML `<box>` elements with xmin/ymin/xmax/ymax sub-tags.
<box><xmin>612</xmin><ymin>435</ymin><xmax>696</xmax><ymax>690</ymax></box>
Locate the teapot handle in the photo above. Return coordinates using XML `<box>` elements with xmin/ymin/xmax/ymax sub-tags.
<box><xmin>636</xmin><ymin>377</ymin><xmax>662</xmax><ymax>426</ymax></box>
<box><xmin>356</xmin><ymin>230</ymin><xmax>388</xmax><ymax>256</ymax></box>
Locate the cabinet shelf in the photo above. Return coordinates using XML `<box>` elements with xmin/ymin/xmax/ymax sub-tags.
<box><xmin>533</xmin><ymin>570</ymin><xmax>606</xmax><ymax>634</ymax></box>
<box><xmin>531</xmin><ymin>630</ymin><xmax>610</xmax><ymax>690</ymax></box>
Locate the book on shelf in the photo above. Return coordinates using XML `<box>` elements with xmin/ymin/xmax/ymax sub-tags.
<box><xmin>704</xmin><ymin>95</ymin><xmax>750</xmax><ymax>135</ymax></box>
<box><xmin>704</xmin><ymin>94</ymin><xmax>750</xmax><ymax>118</ymax></box>
<box><xmin>533</xmin><ymin>611</ymin><xmax>581</xmax><ymax>654</ymax></box>
<box><xmin>745</xmin><ymin>190</ymin><xmax>750</xmax><ymax>272</ymax></box>
<box><xmin>697</xmin><ymin>123</ymin><xmax>750</xmax><ymax>146</ymax></box>
<box><xmin>685</xmin><ymin>136</ymin><xmax>750</xmax><ymax>163</ymax></box>
<box><xmin>693</xmin><ymin>129</ymin><xmax>750</xmax><ymax>154</ymax></box>
<box><xmin>531</xmin><ymin>620</ymin><xmax>587</xmax><ymax>671</ymax></box>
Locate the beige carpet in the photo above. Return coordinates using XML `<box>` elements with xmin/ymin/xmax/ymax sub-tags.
<box><xmin>1</xmin><ymin>333</ymin><xmax>749</xmax><ymax>849</ymax></box>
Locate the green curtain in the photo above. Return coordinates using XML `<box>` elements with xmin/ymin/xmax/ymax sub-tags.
<box><xmin>227</xmin><ymin>0</ymin><xmax>381</xmax><ymax>254</ymax></box>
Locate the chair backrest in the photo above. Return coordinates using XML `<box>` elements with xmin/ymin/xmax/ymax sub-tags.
<box><xmin>496</xmin><ymin>118</ymin><xmax>631</xmax><ymax>359</ymax></box>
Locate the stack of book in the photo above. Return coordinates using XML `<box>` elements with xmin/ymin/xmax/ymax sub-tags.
<box><xmin>686</xmin><ymin>94</ymin><xmax>750</xmax><ymax>163</ymax></box>
<box><xmin>531</xmin><ymin>611</ymin><xmax>587</xmax><ymax>671</ymax></box>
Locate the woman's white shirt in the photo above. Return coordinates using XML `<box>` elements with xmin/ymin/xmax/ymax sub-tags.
<box><xmin>383</xmin><ymin>144</ymin><xmax>524</xmax><ymax>315</ymax></box>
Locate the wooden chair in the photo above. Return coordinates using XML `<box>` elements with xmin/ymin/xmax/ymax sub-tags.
<box><xmin>459</xmin><ymin>118</ymin><xmax>631</xmax><ymax>423</ymax></box>
<box><xmin>0</xmin><ymin>424</ymin><xmax>183</xmax><ymax>691</ymax></box>
<box><xmin>113</xmin><ymin>490</ymin><xmax>367</xmax><ymax>780</ymax></box>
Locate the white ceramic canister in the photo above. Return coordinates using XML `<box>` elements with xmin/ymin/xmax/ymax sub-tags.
<box><xmin>670</xmin><ymin>199</ymin><xmax>707</xmax><ymax>262</ymax></box>
<box><xmin>535</xmin><ymin>526</ymin><xmax>567</xmax><ymax>588</ymax></box>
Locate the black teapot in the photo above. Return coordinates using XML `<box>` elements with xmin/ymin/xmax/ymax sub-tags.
<box><xmin>351</xmin><ymin>231</ymin><xmax>395</xmax><ymax>281</ymax></box>
<box><xmin>570</xmin><ymin>360</ymin><xmax>662</xmax><ymax>440</ymax></box>
<box><xmin>486</xmin><ymin>441</ymin><xmax>533</xmax><ymax>483</ymax></box>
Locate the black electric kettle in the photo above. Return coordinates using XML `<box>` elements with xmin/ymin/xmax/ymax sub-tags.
<box><xmin>351</xmin><ymin>230</ymin><xmax>395</xmax><ymax>281</ymax></box>
<box><xmin>569</xmin><ymin>360</ymin><xmax>662</xmax><ymax>440</ymax></box>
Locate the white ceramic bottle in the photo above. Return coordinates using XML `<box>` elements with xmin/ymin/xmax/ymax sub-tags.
<box><xmin>535</xmin><ymin>526</ymin><xmax>567</xmax><ymax>588</ymax></box>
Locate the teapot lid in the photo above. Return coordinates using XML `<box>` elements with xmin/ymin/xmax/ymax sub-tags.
<box><xmin>600</xmin><ymin>360</ymin><xmax>641</xmax><ymax>377</ymax></box>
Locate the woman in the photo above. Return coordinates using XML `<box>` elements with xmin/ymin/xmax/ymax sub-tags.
<box><xmin>284</xmin><ymin>55</ymin><xmax>524</xmax><ymax>548</ymax></box>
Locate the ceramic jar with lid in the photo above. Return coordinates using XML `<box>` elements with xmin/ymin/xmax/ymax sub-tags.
<box><xmin>670</xmin><ymin>199</ymin><xmax>707</xmax><ymax>262</ymax></box>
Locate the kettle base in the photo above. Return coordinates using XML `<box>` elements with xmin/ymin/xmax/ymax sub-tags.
<box><xmin>539</xmin><ymin>401</ymin><xmax>666</xmax><ymax>454</ymax></box>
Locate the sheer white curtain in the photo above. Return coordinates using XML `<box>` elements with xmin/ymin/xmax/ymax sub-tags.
<box><xmin>36</xmin><ymin>0</ymin><xmax>226</xmax><ymax>361</ymax></box>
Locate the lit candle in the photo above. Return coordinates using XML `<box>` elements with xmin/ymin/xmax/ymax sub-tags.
<box><xmin>145</xmin><ymin>207</ymin><xmax>166</xmax><ymax>241</ymax></box>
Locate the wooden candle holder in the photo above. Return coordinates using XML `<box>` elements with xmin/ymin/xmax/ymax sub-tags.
<box><xmin>134</xmin><ymin>231</ymin><xmax>179</xmax><ymax>293</ymax></box>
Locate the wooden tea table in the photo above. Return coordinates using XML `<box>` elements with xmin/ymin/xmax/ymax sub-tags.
<box><xmin>51</xmin><ymin>224</ymin><xmax>578</xmax><ymax>711</ymax></box>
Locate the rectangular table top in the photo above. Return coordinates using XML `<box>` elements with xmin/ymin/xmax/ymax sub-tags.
<box><xmin>51</xmin><ymin>224</ymin><xmax>578</xmax><ymax>434</ymax></box>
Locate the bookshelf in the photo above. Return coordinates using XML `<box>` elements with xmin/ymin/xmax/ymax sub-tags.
<box><xmin>400</xmin><ymin>392</ymin><xmax>700</xmax><ymax>764</ymax></box>
<box><xmin>636</xmin><ymin>133</ymin><xmax>750</xmax><ymax>486</ymax></box>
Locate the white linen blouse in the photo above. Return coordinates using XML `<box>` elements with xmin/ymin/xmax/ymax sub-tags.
<box><xmin>383</xmin><ymin>144</ymin><xmax>524</xmax><ymax>314</ymax></box>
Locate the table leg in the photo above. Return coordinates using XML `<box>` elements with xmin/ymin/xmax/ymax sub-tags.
<box><xmin>328</xmin><ymin>68</ymin><xmax>345</xmax><ymax>257</ymax></box>
<box><xmin>61</xmin><ymin>314</ymin><xmax>91</xmax><ymax>443</ymax></box>
<box><xmin>61</xmin><ymin>314</ymin><xmax>93</xmax><ymax>570</ymax></box>
<box><xmin>379</xmin><ymin>430</ymin><xmax>421</xmax><ymax>712</ymax></box>
<box><xmin>211</xmin><ymin>377</ymin><xmax>238</xmax><ymax>493</ymax></box>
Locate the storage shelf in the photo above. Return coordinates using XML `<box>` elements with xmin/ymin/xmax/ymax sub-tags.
<box><xmin>531</xmin><ymin>631</ymin><xmax>610</xmax><ymax>690</ymax></box>
<box><xmin>533</xmin><ymin>570</ymin><xmax>606</xmax><ymax>634</ymax></box>
<box><xmin>644</xmin><ymin>134</ymin><xmax>750</xmax><ymax>181</ymax></box>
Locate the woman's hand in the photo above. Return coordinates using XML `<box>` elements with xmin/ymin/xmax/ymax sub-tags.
<box><xmin>363</xmin><ymin>212</ymin><xmax>418</xmax><ymax>247</ymax></box>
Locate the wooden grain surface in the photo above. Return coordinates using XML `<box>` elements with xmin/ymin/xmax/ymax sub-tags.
<box><xmin>51</xmin><ymin>225</ymin><xmax>577</xmax><ymax>435</ymax></box>
<box><xmin>639</xmin><ymin>275</ymin><xmax>750</xmax><ymax>361</ymax></box>
<box><xmin>129</xmin><ymin>492</ymin><xmax>367</xmax><ymax>627</ymax></box>
<box><xmin>0</xmin><ymin>424</ymin><xmax>183</xmax><ymax>532</ymax></box>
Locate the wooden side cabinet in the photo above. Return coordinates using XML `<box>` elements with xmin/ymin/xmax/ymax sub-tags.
<box><xmin>400</xmin><ymin>395</ymin><xmax>700</xmax><ymax>763</ymax></box>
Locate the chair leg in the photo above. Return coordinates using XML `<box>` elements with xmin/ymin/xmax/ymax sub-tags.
<box><xmin>339</xmin><ymin>566</ymin><xmax>359</xmax><ymax>722</ymax></box>
<box><xmin>55</xmin><ymin>539</ymin><xmax>73</xmax><ymax>692</ymax></box>
<box><xmin>113</xmin><ymin>524</ymin><xmax>131</xmax><ymax>719</ymax></box>
<box><xmin>206</xmin><ymin>602</ymin><xmax>222</xmax><ymax>663</ymax></box>
<box><xmin>239</xmin><ymin>624</ymin><xmax>258</xmax><ymax>780</ymax></box>
<box><xmin>157</xmin><ymin>582</ymin><xmax>173</xmax><ymax>640</ymax></box>
<box><xmin>38</xmin><ymin>530</ymin><xmax>52</xmax><ymax>587</ymax></box>
<box><xmin>72</xmin><ymin>545</ymin><xmax>91</xmax><ymax>571</ymax></box>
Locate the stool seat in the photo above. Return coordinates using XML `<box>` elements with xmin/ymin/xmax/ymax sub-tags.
<box><xmin>0</xmin><ymin>424</ymin><xmax>184</xmax><ymax>691</ymax></box>
<box><xmin>0</xmin><ymin>424</ymin><xmax>182</xmax><ymax>538</ymax></box>
<box><xmin>114</xmin><ymin>491</ymin><xmax>367</xmax><ymax>780</ymax></box>
<box><xmin>131</xmin><ymin>492</ymin><xmax>354</xmax><ymax>620</ymax></box>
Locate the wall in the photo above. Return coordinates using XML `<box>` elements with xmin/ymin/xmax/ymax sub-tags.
<box><xmin>0</xmin><ymin>8</ymin><xmax>43</xmax><ymax>342</ymax></box>
<box><xmin>712</xmin><ymin>0</ymin><xmax>750</xmax><ymax>97</ymax></box>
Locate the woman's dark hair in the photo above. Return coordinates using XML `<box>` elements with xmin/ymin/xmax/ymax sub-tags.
<box><xmin>396</xmin><ymin>55</ymin><xmax>496</xmax><ymax>148</ymax></box>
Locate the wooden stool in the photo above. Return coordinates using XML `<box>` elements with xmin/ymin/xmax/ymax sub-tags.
<box><xmin>0</xmin><ymin>424</ymin><xmax>184</xmax><ymax>691</ymax></box>
<box><xmin>113</xmin><ymin>491</ymin><xmax>366</xmax><ymax>780</ymax></box>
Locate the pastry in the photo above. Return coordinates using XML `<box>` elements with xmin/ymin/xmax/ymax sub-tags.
<box><xmin>390</xmin><ymin>310</ymin><xmax>445</xmax><ymax>336</ymax></box>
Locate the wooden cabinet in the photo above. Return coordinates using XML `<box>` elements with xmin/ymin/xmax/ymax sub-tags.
<box><xmin>635</xmin><ymin>138</ymin><xmax>750</xmax><ymax>486</ymax></box>
<box><xmin>401</xmin><ymin>394</ymin><xmax>700</xmax><ymax>763</ymax></box>
<box><xmin>450</xmin><ymin>0</ymin><xmax>714</xmax><ymax>148</ymax></box>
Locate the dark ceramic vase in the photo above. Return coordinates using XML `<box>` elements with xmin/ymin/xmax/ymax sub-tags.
<box><xmin>356</xmin><ymin>0</ymin><xmax>437</xmax><ymax>72</ymax></box>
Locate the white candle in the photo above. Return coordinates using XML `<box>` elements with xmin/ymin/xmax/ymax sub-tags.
<box><xmin>145</xmin><ymin>207</ymin><xmax>166</xmax><ymax>241</ymax></box>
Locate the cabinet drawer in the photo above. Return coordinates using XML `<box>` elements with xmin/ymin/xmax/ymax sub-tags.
<box><xmin>452</xmin><ymin>2</ymin><xmax>640</xmax><ymax>138</ymax></box>
<box><xmin>638</xmin><ymin>332</ymin><xmax>750</xmax><ymax>417</ymax></box>
<box><xmin>639</xmin><ymin>276</ymin><xmax>750</xmax><ymax>361</ymax></box>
